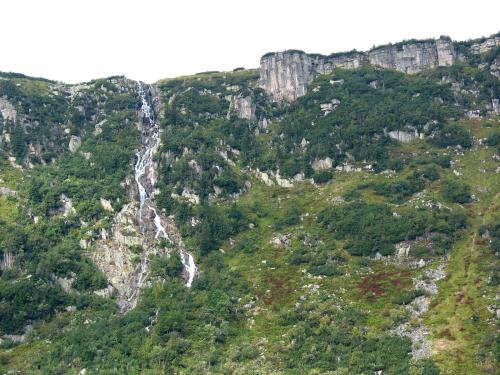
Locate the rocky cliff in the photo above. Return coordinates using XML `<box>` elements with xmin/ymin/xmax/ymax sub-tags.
<box><xmin>259</xmin><ymin>50</ymin><xmax>363</xmax><ymax>101</ymax></box>
<box><xmin>259</xmin><ymin>51</ymin><xmax>315</xmax><ymax>102</ymax></box>
<box><xmin>470</xmin><ymin>35</ymin><xmax>500</xmax><ymax>54</ymax></box>
<box><xmin>260</xmin><ymin>36</ymin><xmax>457</xmax><ymax>101</ymax></box>
<box><xmin>368</xmin><ymin>37</ymin><xmax>455</xmax><ymax>73</ymax></box>
<box><xmin>226</xmin><ymin>94</ymin><xmax>255</xmax><ymax>119</ymax></box>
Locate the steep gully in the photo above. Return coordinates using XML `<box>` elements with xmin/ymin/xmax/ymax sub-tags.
<box><xmin>133</xmin><ymin>82</ymin><xmax>197</xmax><ymax>290</ymax></box>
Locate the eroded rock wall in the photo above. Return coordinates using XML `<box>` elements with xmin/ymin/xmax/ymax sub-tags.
<box><xmin>368</xmin><ymin>37</ymin><xmax>455</xmax><ymax>73</ymax></box>
<box><xmin>259</xmin><ymin>37</ymin><xmax>457</xmax><ymax>102</ymax></box>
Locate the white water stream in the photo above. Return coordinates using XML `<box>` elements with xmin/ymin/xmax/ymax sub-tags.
<box><xmin>135</xmin><ymin>82</ymin><xmax>197</xmax><ymax>287</ymax></box>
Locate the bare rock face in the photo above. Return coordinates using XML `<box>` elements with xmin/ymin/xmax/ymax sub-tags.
<box><xmin>386</xmin><ymin>128</ymin><xmax>424</xmax><ymax>143</ymax></box>
<box><xmin>310</xmin><ymin>53</ymin><xmax>364</xmax><ymax>73</ymax></box>
<box><xmin>368</xmin><ymin>37</ymin><xmax>455</xmax><ymax>74</ymax></box>
<box><xmin>391</xmin><ymin>263</ymin><xmax>446</xmax><ymax>359</ymax></box>
<box><xmin>320</xmin><ymin>99</ymin><xmax>340</xmax><ymax>115</ymax></box>
<box><xmin>60</xmin><ymin>194</ymin><xmax>76</xmax><ymax>217</ymax></box>
<box><xmin>259</xmin><ymin>37</ymin><xmax>456</xmax><ymax>102</ymax></box>
<box><xmin>0</xmin><ymin>98</ymin><xmax>17</xmax><ymax>122</ymax></box>
<box><xmin>68</xmin><ymin>135</ymin><xmax>82</xmax><ymax>153</ymax></box>
<box><xmin>0</xmin><ymin>186</ymin><xmax>17</xmax><ymax>197</ymax></box>
<box><xmin>55</xmin><ymin>275</ymin><xmax>75</xmax><ymax>294</ymax></box>
<box><xmin>470</xmin><ymin>35</ymin><xmax>500</xmax><ymax>54</ymax></box>
<box><xmin>89</xmin><ymin>202</ymin><xmax>153</xmax><ymax>311</ymax></box>
<box><xmin>226</xmin><ymin>94</ymin><xmax>255</xmax><ymax>120</ymax></box>
<box><xmin>259</xmin><ymin>50</ymin><xmax>364</xmax><ymax>102</ymax></box>
<box><xmin>259</xmin><ymin>51</ymin><xmax>315</xmax><ymax>102</ymax></box>
<box><xmin>100</xmin><ymin>198</ymin><xmax>114</xmax><ymax>212</ymax></box>
<box><xmin>490</xmin><ymin>56</ymin><xmax>500</xmax><ymax>78</ymax></box>
<box><xmin>312</xmin><ymin>157</ymin><xmax>333</xmax><ymax>171</ymax></box>
<box><xmin>491</xmin><ymin>99</ymin><xmax>500</xmax><ymax>116</ymax></box>
<box><xmin>0</xmin><ymin>251</ymin><xmax>16</xmax><ymax>270</ymax></box>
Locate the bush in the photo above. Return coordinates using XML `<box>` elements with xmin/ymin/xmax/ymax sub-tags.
<box><xmin>129</xmin><ymin>245</ymin><xmax>144</xmax><ymax>254</ymax></box>
<box><xmin>318</xmin><ymin>200</ymin><xmax>464</xmax><ymax>257</ymax></box>
<box><xmin>150</xmin><ymin>252</ymin><xmax>184</xmax><ymax>279</ymax></box>
<box><xmin>428</xmin><ymin>124</ymin><xmax>472</xmax><ymax>148</ymax></box>
<box><xmin>441</xmin><ymin>180</ymin><xmax>472</xmax><ymax>203</ymax></box>
<box><xmin>280</xmin><ymin>158</ymin><xmax>302</xmax><ymax>178</ymax></box>
<box><xmin>485</xmin><ymin>132</ymin><xmax>500</xmax><ymax>151</ymax></box>
<box><xmin>0</xmin><ymin>277</ymin><xmax>68</xmax><ymax>334</ymax></box>
<box><xmin>372</xmin><ymin>172</ymin><xmax>426</xmax><ymax>201</ymax></box>
<box><xmin>422</xmin><ymin>165</ymin><xmax>440</xmax><ymax>181</ymax></box>
<box><xmin>393</xmin><ymin>289</ymin><xmax>426</xmax><ymax>305</ymax></box>
<box><xmin>343</xmin><ymin>190</ymin><xmax>362</xmax><ymax>201</ymax></box>
<box><xmin>275</xmin><ymin>205</ymin><xmax>301</xmax><ymax>229</ymax></box>
<box><xmin>313</xmin><ymin>170</ymin><xmax>333</xmax><ymax>184</ymax></box>
<box><xmin>434</xmin><ymin>155</ymin><xmax>452</xmax><ymax>168</ymax></box>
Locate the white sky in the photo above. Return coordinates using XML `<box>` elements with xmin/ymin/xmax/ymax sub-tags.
<box><xmin>1</xmin><ymin>0</ymin><xmax>499</xmax><ymax>84</ymax></box>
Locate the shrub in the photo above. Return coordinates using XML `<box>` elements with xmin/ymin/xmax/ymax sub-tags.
<box><xmin>313</xmin><ymin>170</ymin><xmax>333</xmax><ymax>184</ymax></box>
<box><xmin>318</xmin><ymin>200</ymin><xmax>464</xmax><ymax>257</ymax></box>
<box><xmin>441</xmin><ymin>180</ymin><xmax>472</xmax><ymax>203</ymax></box>
<box><xmin>280</xmin><ymin>158</ymin><xmax>302</xmax><ymax>178</ymax></box>
<box><xmin>393</xmin><ymin>289</ymin><xmax>426</xmax><ymax>305</ymax></box>
<box><xmin>428</xmin><ymin>124</ymin><xmax>472</xmax><ymax>148</ymax></box>
<box><xmin>150</xmin><ymin>252</ymin><xmax>184</xmax><ymax>279</ymax></box>
<box><xmin>422</xmin><ymin>166</ymin><xmax>440</xmax><ymax>181</ymax></box>
<box><xmin>343</xmin><ymin>190</ymin><xmax>362</xmax><ymax>201</ymax></box>
<box><xmin>434</xmin><ymin>155</ymin><xmax>452</xmax><ymax>168</ymax></box>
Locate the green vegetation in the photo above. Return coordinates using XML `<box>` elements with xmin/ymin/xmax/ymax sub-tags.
<box><xmin>0</xmin><ymin>42</ymin><xmax>499</xmax><ymax>374</ymax></box>
<box><xmin>318</xmin><ymin>201</ymin><xmax>465</xmax><ymax>256</ymax></box>
<box><xmin>0</xmin><ymin>77</ymin><xmax>140</xmax><ymax>338</ymax></box>
<box><xmin>441</xmin><ymin>180</ymin><xmax>472</xmax><ymax>204</ymax></box>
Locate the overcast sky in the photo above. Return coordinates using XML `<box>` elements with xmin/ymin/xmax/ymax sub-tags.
<box><xmin>1</xmin><ymin>0</ymin><xmax>499</xmax><ymax>84</ymax></box>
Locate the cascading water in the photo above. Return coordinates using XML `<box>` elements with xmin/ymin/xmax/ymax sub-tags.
<box><xmin>134</xmin><ymin>82</ymin><xmax>197</xmax><ymax>287</ymax></box>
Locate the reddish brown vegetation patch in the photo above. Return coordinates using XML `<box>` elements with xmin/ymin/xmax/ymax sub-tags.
<box><xmin>259</xmin><ymin>273</ymin><xmax>295</xmax><ymax>306</ymax></box>
<box><xmin>437</xmin><ymin>328</ymin><xmax>455</xmax><ymax>341</ymax></box>
<box><xmin>357</xmin><ymin>271</ymin><xmax>411</xmax><ymax>301</ymax></box>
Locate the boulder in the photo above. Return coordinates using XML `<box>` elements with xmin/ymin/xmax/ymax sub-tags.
<box><xmin>68</xmin><ymin>135</ymin><xmax>82</xmax><ymax>153</ymax></box>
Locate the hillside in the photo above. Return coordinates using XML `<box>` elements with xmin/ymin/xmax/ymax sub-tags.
<box><xmin>0</xmin><ymin>32</ymin><xmax>499</xmax><ymax>374</ymax></box>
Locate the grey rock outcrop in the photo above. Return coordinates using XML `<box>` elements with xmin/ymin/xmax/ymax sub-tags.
<box><xmin>259</xmin><ymin>51</ymin><xmax>314</xmax><ymax>102</ymax></box>
<box><xmin>55</xmin><ymin>275</ymin><xmax>75</xmax><ymax>294</ymax></box>
<box><xmin>312</xmin><ymin>157</ymin><xmax>333</xmax><ymax>171</ymax></box>
<box><xmin>490</xmin><ymin>56</ymin><xmax>500</xmax><ymax>78</ymax></box>
<box><xmin>90</xmin><ymin>202</ymin><xmax>151</xmax><ymax>311</ymax></box>
<box><xmin>0</xmin><ymin>251</ymin><xmax>16</xmax><ymax>270</ymax></box>
<box><xmin>386</xmin><ymin>128</ymin><xmax>424</xmax><ymax>143</ymax></box>
<box><xmin>392</xmin><ymin>263</ymin><xmax>446</xmax><ymax>359</ymax></box>
<box><xmin>368</xmin><ymin>37</ymin><xmax>455</xmax><ymax>74</ymax></box>
<box><xmin>0</xmin><ymin>186</ymin><xmax>17</xmax><ymax>197</ymax></box>
<box><xmin>68</xmin><ymin>135</ymin><xmax>82</xmax><ymax>153</ymax></box>
<box><xmin>470</xmin><ymin>35</ymin><xmax>500</xmax><ymax>54</ymax></box>
<box><xmin>0</xmin><ymin>98</ymin><xmax>17</xmax><ymax>122</ymax></box>
<box><xmin>259</xmin><ymin>50</ymin><xmax>363</xmax><ymax>101</ymax></box>
<box><xmin>226</xmin><ymin>94</ymin><xmax>255</xmax><ymax>120</ymax></box>
<box><xmin>492</xmin><ymin>99</ymin><xmax>500</xmax><ymax>116</ymax></box>
<box><xmin>100</xmin><ymin>198</ymin><xmax>114</xmax><ymax>212</ymax></box>
<box><xmin>320</xmin><ymin>99</ymin><xmax>340</xmax><ymax>115</ymax></box>
<box><xmin>259</xmin><ymin>37</ymin><xmax>456</xmax><ymax>101</ymax></box>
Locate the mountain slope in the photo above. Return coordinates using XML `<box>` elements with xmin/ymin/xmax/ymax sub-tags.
<box><xmin>0</xmin><ymin>32</ymin><xmax>499</xmax><ymax>374</ymax></box>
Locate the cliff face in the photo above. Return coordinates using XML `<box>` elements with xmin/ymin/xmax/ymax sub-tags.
<box><xmin>259</xmin><ymin>51</ymin><xmax>364</xmax><ymax>101</ymax></box>
<box><xmin>259</xmin><ymin>51</ymin><xmax>315</xmax><ymax>102</ymax></box>
<box><xmin>226</xmin><ymin>94</ymin><xmax>255</xmax><ymax>119</ymax></box>
<box><xmin>491</xmin><ymin>56</ymin><xmax>500</xmax><ymax>78</ymax></box>
<box><xmin>260</xmin><ymin>37</ymin><xmax>456</xmax><ymax>101</ymax></box>
<box><xmin>470</xmin><ymin>35</ymin><xmax>500</xmax><ymax>54</ymax></box>
<box><xmin>368</xmin><ymin>37</ymin><xmax>455</xmax><ymax>74</ymax></box>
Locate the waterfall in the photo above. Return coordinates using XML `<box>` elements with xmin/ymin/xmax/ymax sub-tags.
<box><xmin>134</xmin><ymin>82</ymin><xmax>197</xmax><ymax>287</ymax></box>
